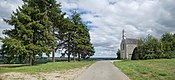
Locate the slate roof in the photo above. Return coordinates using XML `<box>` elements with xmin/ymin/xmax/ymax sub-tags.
<box><xmin>125</xmin><ymin>38</ymin><xmax>138</xmax><ymax>44</ymax></box>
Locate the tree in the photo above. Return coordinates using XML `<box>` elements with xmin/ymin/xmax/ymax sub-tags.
<box><xmin>131</xmin><ymin>39</ymin><xmax>145</xmax><ymax>60</ymax></box>
<box><xmin>161</xmin><ymin>33</ymin><xmax>174</xmax><ymax>51</ymax></box>
<box><xmin>47</xmin><ymin>0</ymin><xmax>65</xmax><ymax>62</ymax></box>
<box><xmin>1</xmin><ymin>0</ymin><xmax>95</xmax><ymax>63</ymax></box>
<box><xmin>60</xmin><ymin>18</ymin><xmax>74</xmax><ymax>62</ymax></box>
<box><xmin>116</xmin><ymin>49</ymin><xmax>120</xmax><ymax>59</ymax></box>
<box><xmin>71</xmin><ymin>12</ymin><xmax>94</xmax><ymax>61</ymax></box>
<box><xmin>132</xmin><ymin>35</ymin><xmax>163</xmax><ymax>60</ymax></box>
<box><xmin>143</xmin><ymin>35</ymin><xmax>160</xmax><ymax>59</ymax></box>
<box><xmin>160</xmin><ymin>32</ymin><xmax>175</xmax><ymax>58</ymax></box>
<box><xmin>1</xmin><ymin>0</ymin><xmax>55</xmax><ymax>65</ymax></box>
<box><xmin>57</xmin><ymin>11</ymin><xmax>95</xmax><ymax>62</ymax></box>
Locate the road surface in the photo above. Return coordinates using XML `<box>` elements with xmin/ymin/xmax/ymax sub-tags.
<box><xmin>74</xmin><ymin>61</ymin><xmax>130</xmax><ymax>80</ymax></box>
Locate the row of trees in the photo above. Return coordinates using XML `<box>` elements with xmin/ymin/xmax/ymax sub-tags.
<box><xmin>0</xmin><ymin>0</ymin><xmax>95</xmax><ymax>65</ymax></box>
<box><xmin>132</xmin><ymin>33</ymin><xmax>175</xmax><ymax>60</ymax></box>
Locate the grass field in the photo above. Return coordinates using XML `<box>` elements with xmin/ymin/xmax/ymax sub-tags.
<box><xmin>0</xmin><ymin>61</ymin><xmax>95</xmax><ymax>74</ymax></box>
<box><xmin>114</xmin><ymin>59</ymin><xmax>175</xmax><ymax>80</ymax></box>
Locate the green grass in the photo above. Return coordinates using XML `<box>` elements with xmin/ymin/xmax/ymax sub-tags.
<box><xmin>114</xmin><ymin>59</ymin><xmax>175</xmax><ymax>80</ymax></box>
<box><xmin>0</xmin><ymin>61</ymin><xmax>95</xmax><ymax>74</ymax></box>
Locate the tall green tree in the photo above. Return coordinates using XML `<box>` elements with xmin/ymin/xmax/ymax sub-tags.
<box><xmin>46</xmin><ymin>0</ymin><xmax>66</xmax><ymax>62</ymax></box>
<box><xmin>59</xmin><ymin>17</ymin><xmax>74</xmax><ymax>62</ymax></box>
<box><xmin>1</xmin><ymin>0</ymin><xmax>55</xmax><ymax>65</ymax></box>
<box><xmin>160</xmin><ymin>32</ymin><xmax>175</xmax><ymax>58</ymax></box>
<box><xmin>161</xmin><ymin>32</ymin><xmax>174</xmax><ymax>51</ymax></box>
<box><xmin>132</xmin><ymin>35</ymin><xmax>163</xmax><ymax>60</ymax></box>
<box><xmin>143</xmin><ymin>35</ymin><xmax>161</xmax><ymax>59</ymax></box>
<box><xmin>131</xmin><ymin>39</ymin><xmax>145</xmax><ymax>60</ymax></box>
<box><xmin>71</xmin><ymin>12</ymin><xmax>94</xmax><ymax>61</ymax></box>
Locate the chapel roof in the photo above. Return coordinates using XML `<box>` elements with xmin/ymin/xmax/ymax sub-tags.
<box><xmin>125</xmin><ymin>38</ymin><xmax>138</xmax><ymax>44</ymax></box>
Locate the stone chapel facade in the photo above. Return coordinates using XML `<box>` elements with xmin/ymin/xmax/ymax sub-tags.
<box><xmin>120</xmin><ymin>30</ymin><xmax>138</xmax><ymax>59</ymax></box>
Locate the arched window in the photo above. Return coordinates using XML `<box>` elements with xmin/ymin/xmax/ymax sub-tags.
<box><xmin>123</xmin><ymin>44</ymin><xmax>125</xmax><ymax>50</ymax></box>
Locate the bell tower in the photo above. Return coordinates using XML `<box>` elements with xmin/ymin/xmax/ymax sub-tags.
<box><xmin>122</xmin><ymin>29</ymin><xmax>126</xmax><ymax>40</ymax></box>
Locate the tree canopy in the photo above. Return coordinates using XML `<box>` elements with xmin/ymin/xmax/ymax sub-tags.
<box><xmin>0</xmin><ymin>0</ymin><xmax>95</xmax><ymax>65</ymax></box>
<box><xmin>131</xmin><ymin>33</ymin><xmax>175</xmax><ymax>60</ymax></box>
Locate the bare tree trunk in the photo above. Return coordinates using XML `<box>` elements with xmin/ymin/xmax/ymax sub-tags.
<box><xmin>73</xmin><ymin>52</ymin><xmax>76</xmax><ymax>62</ymax></box>
<box><xmin>32</xmin><ymin>54</ymin><xmax>35</xmax><ymax>65</ymax></box>
<box><xmin>68</xmin><ymin>33</ymin><xmax>71</xmax><ymax>62</ymax></box>
<box><xmin>29</xmin><ymin>55</ymin><xmax>32</xmax><ymax>66</ymax></box>
<box><xmin>52</xmin><ymin>51</ymin><xmax>55</xmax><ymax>62</ymax></box>
<box><xmin>68</xmin><ymin>47</ymin><xmax>71</xmax><ymax>62</ymax></box>
<box><xmin>78</xmin><ymin>50</ymin><xmax>80</xmax><ymax>61</ymax></box>
<box><xmin>19</xmin><ymin>55</ymin><xmax>22</xmax><ymax>64</ymax></box>
<box><xmin>68</xmin><ymin>45</ymin><xmax>71</xmax><ymax>62</ymax></box>
<box><xmin>73</xmin><ymin>45</ymin><xmax>76</xmax><ymax>62</ymax></box>
<box><xmin>29</xmin><ymin>53</ymin><xmax>35</xmax><ymax>66</ymax></box>
<box><xmin>68</xmin><ymin>54</ymin><xmax>70</xmax><ymax>62</ymax></box>
<box><xmin>78</xmin><ymin>53</ymin><xmax>80</xmax><ymax>61</ymax></box>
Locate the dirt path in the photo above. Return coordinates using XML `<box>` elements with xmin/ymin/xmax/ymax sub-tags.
<box><xmin>0</xmin><ymin>66</ymin><xmax>87</xmax><ymax>80</ymax></box>
<box><xmin>74</xmin><ymin>61</ymin><xmax>130</xmax><ymax>80</ymax></box>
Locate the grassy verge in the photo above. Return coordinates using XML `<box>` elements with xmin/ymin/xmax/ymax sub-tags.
<box><xmin>114</xmin><ymin>59</ymin><xmax>175</xmax><ymax>80</ymax></box>
<box><xmin>0</xmin><ymin>61</ymin><xmax>95</xmax><ymax>74</ymax></box>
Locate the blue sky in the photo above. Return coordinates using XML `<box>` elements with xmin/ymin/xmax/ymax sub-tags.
<box><xmin>0</xmin><ymin>0</ymin><xmax>175</xmax><ymax>58</ymax></box>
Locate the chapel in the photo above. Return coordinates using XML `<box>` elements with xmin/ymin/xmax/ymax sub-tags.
<box><xmin>120</xmin><ymin>30</ymin><xmax>137</xmax><ymax>59</ymax></box>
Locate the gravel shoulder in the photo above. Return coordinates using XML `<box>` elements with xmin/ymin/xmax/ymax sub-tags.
<box><xmin>0</xmin><ymin>66</ymin><xmax>87</xmax><ymax>80</ymax></box>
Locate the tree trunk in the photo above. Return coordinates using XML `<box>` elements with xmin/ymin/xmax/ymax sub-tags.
<box><xmin>29</xmin><ymin>55</ymin><xmax>32</xmax><ymax>66</ymax></box>
<box><xmin>73</xmin><ymin>52</ymin><xmax>76</xmax><ymax>62</ymax></box>
<box><xmin>68</xmin><ymin>42</ymin><xmax>71</xmax><ymax>62</ymax></box>
<box><xmin>78</xmin><ymin>50</ymin><xmax>80</xmax><ymax>61</ymax></box>
<box><xmin>68</xmin><ymin>54</ymin><xmax>71</xmax><ymax>62</ymax></box>
<box><xmin>78</xmin><ymin>53</ymin><xmax>80</xmax><ymax>61</ymax></box>
<box><xmin>73</xmin><ymin>55</ymin><xmax>76</xmax><ymax>62</ymax></box>
<box><xmin>52</xmin><ymin>51</ymin><xmax>55</xmax><ymax>62</ymax></box>
<box><xmin>30</xmin><ymin>53</ymin><xmax>35</xmax><ymax>66</ymax></box>
<box><xmin>32</xmin><ymin>54</ymin><xmax>35</xmax><ymax>65</ymax></box>
<box><xmin>68</xmin><ymin>33</ymin><xmax>71</xmax><ymax>62</ymax></box>
<box><xmin>19</xmin><ymin>55</ymin><xmax>22</xmax><ymax>64</ymax></box>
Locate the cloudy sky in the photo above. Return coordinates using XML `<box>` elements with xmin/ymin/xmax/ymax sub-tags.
<box><xmin>0</xmin><ymin>0</ymin><xmax>175</xmax><ymax>57</ymax></box>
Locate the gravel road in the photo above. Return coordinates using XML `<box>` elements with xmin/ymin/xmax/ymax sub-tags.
<box><xmin>74</xmin><ymin>61</ymin><xmax>130</xmax><ymax>80</ymax></box>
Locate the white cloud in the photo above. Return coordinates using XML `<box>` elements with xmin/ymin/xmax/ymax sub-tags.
<box><xmin>57</xmin><ymin>0</ymin><xmax>175</xmax><ymax>57</ymax></box>
<box><xmin>1</xmin><ymin>0</ymin><xmax>175</xmax><ymax>57</ymax></box>
<box><xmin>0</xmin><ymin>0</ymin><xmax>23</xmax><ymax>38</ymax></box>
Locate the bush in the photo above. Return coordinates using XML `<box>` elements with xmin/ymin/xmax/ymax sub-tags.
<box><xmin>143</xmin><ymin>54</ymin><xmax>157</xmax><ymax>60</ymax></box>
<box><xmin>116</xmin><ymin>49</ymin><xmax>120</xmax><ymax>59</ymax></box>
<box><xmin>163</xmin><ymin>51</ymin><xmax>175</xmax><ymax>59</ymax></box>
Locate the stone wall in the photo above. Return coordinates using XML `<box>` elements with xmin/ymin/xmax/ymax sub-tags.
<box><xmin>120</xmin><ymin>41</ymin><xmax>126</xmax><ymax>59</ymax></box>
<box><xmin>126</xmin><ymin>44</ymin><xmax>137</xmax><ymax>59</ymax></box>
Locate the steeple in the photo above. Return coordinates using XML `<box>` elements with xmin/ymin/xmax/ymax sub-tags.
<box><xmin>122</xmin><ymin>29</ymin><xmax>126</xmax><ymax>40</ymax></box>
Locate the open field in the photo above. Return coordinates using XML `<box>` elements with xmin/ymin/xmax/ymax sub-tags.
<box><xmin>0</xmin><ymin>61</ymin><xmax>95</xmax><ymax>74</ymax></box>
<box><xmin>114</xmin><ymin>59</ymin><xmax>175</xmax><ymax>80</ymax></box>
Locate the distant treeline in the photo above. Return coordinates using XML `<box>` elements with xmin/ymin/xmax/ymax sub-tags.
<box><xmin>0</xmin><ymin>0</ymin><xmax>95</xmax><ymax>65</ymax></box>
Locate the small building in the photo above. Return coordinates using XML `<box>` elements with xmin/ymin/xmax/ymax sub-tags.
<box><xmin>120</xmin><ymin>30</ymin><xmax>137</xmax><ymax>59</ymax></box>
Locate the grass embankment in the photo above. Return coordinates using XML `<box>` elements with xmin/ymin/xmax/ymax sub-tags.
<box><xmin>114</xmin><ymin>59</ymin><xmax>175</xmax><ymax>80</ymax></box>
<box><xmin>0</xmin><ymin>61</ymin><xmax>95</xmax><ymax>74</ymax></box>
